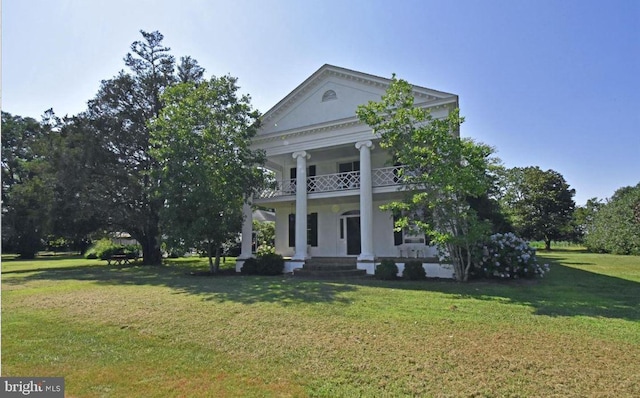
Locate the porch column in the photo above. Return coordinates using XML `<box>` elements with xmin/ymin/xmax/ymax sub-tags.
<box><xmin>356</xmin><ymin>140</ymin><xmax>375</xmax><ymax>261</ymax></box>
<box><xmin>239</xmin><ymin>201</ymin><xmax>253</xmax><ymax>259</ymax></box>
<box><xmin>292</xmin><ymin>151</ymin><xmax>309</xmax><ymax>260</ymax></box>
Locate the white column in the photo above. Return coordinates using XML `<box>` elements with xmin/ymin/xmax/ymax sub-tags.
<box><xmin>356</xmin><ymin>140</ymin><xmax>375</xmax><ymax>261</ymax></box>
<box><xmin>292</xmin><ymin>151</ymin><xmax>309</xmax><ymax>260</ymax></box>
<box><xmin>239</xmin><ymin>201</ymin><xmax>253</xmax><ymax>259</ymax></box>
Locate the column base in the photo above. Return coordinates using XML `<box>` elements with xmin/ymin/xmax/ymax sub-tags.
<box><xmin>285</xmin><ymin>259</ymin><xmax>306</xmax><ymax>273</ymax></box>
<box><xmin>356</xmin><ymin>261</ymin><xmax>376</xmax><ymax>275</ymax></box>
<box><xmin>235</xmin><ymin>258</ymin><xmax>249</xmax><ymax>273</ymax></box>
<box><xmin>357</xmin><ymin>253</ymin><xmax>375</xmax><ymax>262</ymax></box>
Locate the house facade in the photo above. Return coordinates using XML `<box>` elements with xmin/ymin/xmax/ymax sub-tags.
<box><xmin>236</xmin><ymin>65</ymin><xmax>457</xmax><ymax>278</ymax></box>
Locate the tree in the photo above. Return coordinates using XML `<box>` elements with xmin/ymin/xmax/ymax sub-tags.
<box><xmin>2</xmin><ymin>112</ymin><xmax>43</xmax><ymax>201</ymax></box>
<box><xmin>356</xmin><ymin>76</ymin><xmax>497</xmax><ymax>282</ymax></box>
<box><xmin>1</xmin><ymin>112</ymin><xmax>53</xmax><ymax>257</ymax></box>
<box><xmin>499</xmin><ymin>166</ymin><xmax>575</xmax><ymax>250</ymax></box>
<box><xmin>81</xmin><ymin>30</ymin><xmax>205</xmax><ymax>264</ymax></box>
<box><xmin>568</xmin><ymin>197</ymin><xmax>603</xmax><ymax>243</ymax></box>
<box><xmin>584</xmin><ymin>183</ymin><xmax>640</xmax><ymax>255</ymax></box>
<box><xmin>467</xmin><ymin>189</ymin><xmax>513</xmax><ymax>234</ymax></box>
<box><xmin>150</xmin><ymin>77</ymin><xmax>265</xmax><ymax>273</ymax></box>
<box><xmin>45</xmin><ymin>115</ymin><xmax>112</xmax><ymax>250</ymax></box>
<box><xmin>177</xmin><ymin>56</ymin><xmax>205</xmax><ymax>84</ymax></box>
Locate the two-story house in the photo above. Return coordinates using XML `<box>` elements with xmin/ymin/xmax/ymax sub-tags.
<box><xmin>236</xmin><ymin>64</ymin><xmax>457</xmax><ymax>278</ymax></box>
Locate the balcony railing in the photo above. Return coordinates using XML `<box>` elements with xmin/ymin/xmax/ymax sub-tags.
<box><xmin>256</xmin><ymin>166</ymin><xmax>411</xmax><ymax>199</ymax></box>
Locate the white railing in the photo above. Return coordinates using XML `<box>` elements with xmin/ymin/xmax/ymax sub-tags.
<box><xmin>256</xmin><ymin>165</ymin><xmax>412</xmax><ymax>199</ymax></box>
<box><xmin>256</xmin><ymin>179</ymin><xmax>296</xmax><ymax>199</ymax></box>
<box><xmin>373</xmin><ymin>166</ymin><xmax>403</xmax><ymax>187</ymax></box>
<box><xmin>309</xmin><ymin>171</ymin><xmax>360</xmax><ymax>192</ymax></box>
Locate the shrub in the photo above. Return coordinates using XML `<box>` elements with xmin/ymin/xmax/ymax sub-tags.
<box><xmin>240</xmin><ymin>254</ymin><xmax>284</xmax><ymax>276</ymax></box>
<box><xmin>84</xmin><ymin>238</ymin><xmax>120</xmax><ymax>260</ymax></box>
<box><xmin>240</xmin><ymin>257</ymin><xmax>259</xmax><ymax>275</ymax></box>
<box><xmin>123</xmin><ymin>245</ymin><xmax>141</xmax><ymax>259</ymax></box>
<box><xmin>46</xmin><ymin>236</ymin><xmax>70</xmax><ymax>252</ymax></box>
<box><xmin>476</xmin><ymin>233</ymin><xmax>550</xmax><ymax>279</ymax></box>
<box><xmin>375</xmin><ymin>259</ymin><xmax>398</xmax><ymax>280</ymax></box>
<box><xmin>255</xmin><ymin>253</ymin><xmax>284</xmax><ymax>275</ymax></box>
<box><xmin>84</xmin><ymin>239</ymin><xmax>140</xmax><ymax>260</ymax></box>
<box><xmin>256</xmin><ymin>244</ymin><xmax>275</xmax><ymax>256</ymax></box>
<box><xmin>403</xmin><ymin>260</ymin><xmax>426</xmax><ymax>280</ymax></box>
<box><xmin>99</xmin><ymin>246</ymin><xmax>123</xmax><ymax>260</ymax></box>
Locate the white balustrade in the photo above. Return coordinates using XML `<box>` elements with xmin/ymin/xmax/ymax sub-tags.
<box><xmin>256</xmin><ymin>165</ymin><xmax>412</xmax><ymax>199</ymax></box>
<box><xmin>309</xmin><ymin>171</ymin><xmax>360</xmax><ymax>192</ymax></box>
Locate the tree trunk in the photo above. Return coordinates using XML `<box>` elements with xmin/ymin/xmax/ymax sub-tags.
<box><xmin>214</xmin><ymin>246</ymin><xmax>221</xmax><ymax>274</ymax></box>
<box><xmin>17</xmin><ymin>228</ymin><xmax>41</xmax><ymax>259</ymax></box>
<box><xmin>208</xmin><ymin>241</ymin><xmax>214</xmax><ymax>274</ymax></box>
<box><xmin>140</xmin><ymin>236</ymin><xmax>162</xmax><ymax>265</ymax></box>
<box><xmin>448</xmin><ymin>243</ymin><xmax>468</xmax><ymax>282</ymax></box>
<box><xmin>134</xmin><ymin>224</ymin><xmax>162</xmax><ymax>265</ymax></box>
<box><xmin>544</xmin><ymin>238</ymin><xmax>552</xmax><ymax>251</ymax></box>
<box><xmin>208</xmin><ymin>242</ymin><xmax>221</xmax><ymax>274</ymax></box>
<box><xmin>132</xmin><ymin>212</ymin><xmax>163</xmax><ymax>265</ymax></box>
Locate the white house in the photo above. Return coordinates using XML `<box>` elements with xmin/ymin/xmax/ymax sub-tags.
<box><xmin>236</xmin><ymin>64</ymin><xmax>457</xmax><ymax>278</ymax></box>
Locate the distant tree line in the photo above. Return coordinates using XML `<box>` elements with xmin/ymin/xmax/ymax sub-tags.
<box><xmin>579</xmin><ymin>184</ymin><xmax>640</xmax><ymax>255</ymax></box>
<box><xmin>494</xmin><ymin>168</ymin><xmax>639</xmax><ymax>255</ymax></box>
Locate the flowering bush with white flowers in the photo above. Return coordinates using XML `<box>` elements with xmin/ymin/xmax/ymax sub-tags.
<box><xmin>476</xmin><ymin>233</ymin><xmax>550</xmax><ymax>279</ymax></box>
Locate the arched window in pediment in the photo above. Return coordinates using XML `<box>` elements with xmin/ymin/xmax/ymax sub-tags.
<box><xmin>322</xmin><ymin>89</ymin><xmax>337</xmax><ymax>102</ymax></box>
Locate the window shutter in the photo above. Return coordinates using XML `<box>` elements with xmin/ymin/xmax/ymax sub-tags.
<box><xmin>288</xmin><ymin>214</ymin><xmax>295</xmax><ymax>247</ymax></box>
<box><xmin>393</xmin><ymin>214</ymin><xmax>403</xmax><ymax>246</ymax></box>
<box><xmin>307</xmin><ymin>213</ymin><xmax>318</xmax><ymax>247</ymax></box>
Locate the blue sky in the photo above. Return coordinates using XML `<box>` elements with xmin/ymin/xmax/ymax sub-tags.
<box><xmin>3</xmin><ymin>0</ymin><xmax>639</xmax><ymax>205</ymax></box>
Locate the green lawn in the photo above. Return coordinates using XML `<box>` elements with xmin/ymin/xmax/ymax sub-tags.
<box><xmin>2</xmin><ymin>251</ymin><xmax>639</xmax><ymax>397</ymax></box>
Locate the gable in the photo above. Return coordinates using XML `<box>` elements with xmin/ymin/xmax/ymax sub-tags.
<box><xmin>260</xmin><ymin>80</ymin><xmax>383</xmax><ymax>134</ymax></box>
<box><xmin>258</xmin><ymin>64</ymin><xmax>456</xmax><ymax>137</ymax></box>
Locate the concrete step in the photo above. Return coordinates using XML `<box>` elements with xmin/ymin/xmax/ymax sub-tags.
<box><xmin>304</xmin><ymin>257</ymin><xmax>357</xmax><ymax>265</ymax></box>
<box><xmin>294</xmin><ymin>256</ymin><xmax>366</xmax><ymax>279</ymax></box>
<box><xmin>302</xmin><ymin>263</ymin><xmax>358</xmax><ymax>271</ymax></box>
<box><xmin>292</xmin><ymin>267</ymin><xmax>368</xmax><ymax>279</ymax></box>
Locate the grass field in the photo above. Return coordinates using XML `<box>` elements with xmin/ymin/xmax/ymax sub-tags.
<box><xmin>2</xmin><ymin>251</ymin><xmax>639</xmax><ymax>397</ymax></box>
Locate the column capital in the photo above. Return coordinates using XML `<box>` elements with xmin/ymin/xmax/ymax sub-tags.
<box><xmin>355</xmin><ymin>140</ymin><xmax>374</xmax><ymax>151</ymax></box>
<box><xmin>292</xmin><ymin>151</ymin><xmax>310</xmax><ymax>160</ymax></box>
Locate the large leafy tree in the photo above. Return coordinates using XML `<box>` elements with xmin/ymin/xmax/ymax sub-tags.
<box><xmin>80</xmin><ymin>30</ymin><xmax>204</xmax><ymax>264</ymax></box>
<box><xmin>2</xmin><ymin>112</ymin><xmax>43</xmax><ymax>201</ymax></box>
<box><xmin>1</xmin><ymin>111</ymin><xmax>54</xmax><ymax>257</ymax></box>
<box><xmin>568</xmin><ymin>197</ymin><xmax>603</xmax><ymax>243</ymax></box>
<box><xmin>45</xmin><ymin>114</ymin><xmax>112</xmax><ymax>250</ymax></box>
<box><xmin>584</xmin><ymin>183</ymin><xmax>640</xmax><ymax>255</ymax></box>
<box><xmin>499</xmin><ymin>166</ymin><xmax>575</xmax><ymax>250</ymax></box>
<box><xmin>357</xmin><ymin>76</ymin><xmax>497</xmax><ymax>282</ymax></box>
<box><xmin>150</xmin><ymin>77</ymin><xmax>265</xmax><ymax>273</ymax></box>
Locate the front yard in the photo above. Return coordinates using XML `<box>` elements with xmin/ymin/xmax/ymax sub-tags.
<box><xmin>2</xmin><ymin>251</ymin><xmax>639</xmax><ymax>397</ymax></box>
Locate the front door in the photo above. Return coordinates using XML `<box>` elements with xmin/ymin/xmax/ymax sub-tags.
<box><xmin>346</xmin><ymin>217</ymin><xmax>361</xmax><ymax>255</ymax></box>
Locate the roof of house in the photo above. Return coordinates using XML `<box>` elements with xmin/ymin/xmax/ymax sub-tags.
<box><xmin>260</xmin><ymin>64</ymin><xmax>458</xmax><ymax>127</ymax></box>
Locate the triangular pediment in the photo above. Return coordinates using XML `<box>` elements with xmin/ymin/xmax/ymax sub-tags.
<box><xmin>258</xmin><ymin>64</ymin><xmax>457</xmax><ymax>136</ymax></box>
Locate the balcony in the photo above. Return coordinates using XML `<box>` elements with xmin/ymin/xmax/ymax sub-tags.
<box><xmin>256</xmin><ymin>165</ymin><xmax>411</xmax><ymax>200</ymax></box>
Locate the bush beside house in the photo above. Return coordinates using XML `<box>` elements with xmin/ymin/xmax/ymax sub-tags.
<box><xmin>241</xmin><ymin>253</ymin><xmax>284</xmax><ymax>276</ymax></box>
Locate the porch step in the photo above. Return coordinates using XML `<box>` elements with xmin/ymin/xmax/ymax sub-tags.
<box><xmin>302</xmin><ymin>257</ymin><xmax>357</xmax><ymax>271</ymax></box>
<box><xmin>293</xmin><ymin>267</ymin><xmax>368</xmax><ymax>279</ymax></box>
<box><xmin>293</xmin><ymin>257</ymin><xmax>367</xmax><ymax>279</ymax></box>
